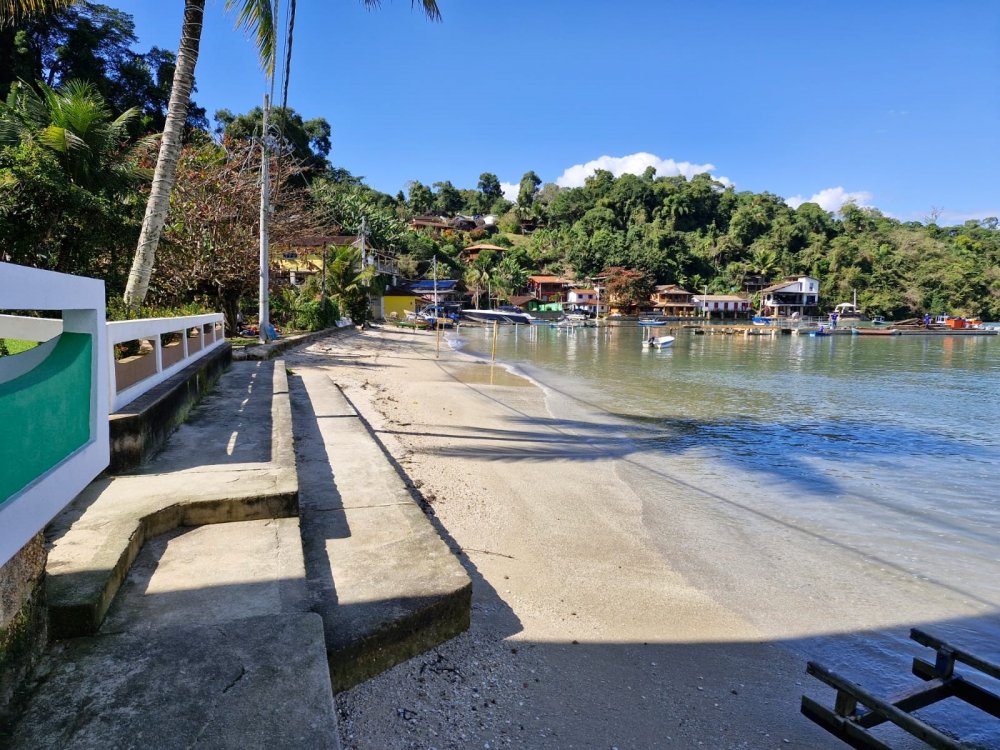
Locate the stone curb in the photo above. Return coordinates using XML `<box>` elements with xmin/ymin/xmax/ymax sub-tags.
<box><xmin>290</xmin><ymin>375</ymin><xmax>471</xmax><ymax>692</ymax></box>
<box><xmin>233</xmin><ymin>325</ymin><xmax>354</xmax><ymax>361</ymax></box>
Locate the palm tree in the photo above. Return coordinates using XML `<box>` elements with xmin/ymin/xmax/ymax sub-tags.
<box><xmin>463</xmin><ymin>265</ymin><xmax>485</xmax><ymax>309</ymax></box>
<box><xmin>0</xmin><ymin>79</ymin><xmax>143</xmax><ymax>191</ymax></box>
<box><xmin>327</xmin><ymin>244</ymin><xmax>377</xmax><ymax>324</ymax></box>
<box><xmin>4</xmin><ymin>0</ymin><xmax>441</xmax><ymax>309</ymax></box>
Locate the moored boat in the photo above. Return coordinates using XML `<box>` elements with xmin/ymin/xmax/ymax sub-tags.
<box><xmin>461</xmin><ymin>306</ymin><xmax>535</xmax><ymax>325</ymax></box>
<box><xmin>645</xmin><ymin>334</ymin><xmax>675</xmax><ymax>348</ymax></box>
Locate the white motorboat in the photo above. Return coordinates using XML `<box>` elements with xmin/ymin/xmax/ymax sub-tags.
<box><xmin>461</xmin><ymin>306</ymin><xmax>536</xmax><ymax>325</ymax></box>
<box><xmin>645</xmin><ymin>335</ymin><xmax>675</xmax><ymax>348</ymax></box>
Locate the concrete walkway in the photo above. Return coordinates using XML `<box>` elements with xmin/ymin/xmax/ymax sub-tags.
<box><xmin>6</xmin><ymin>346</ymin><xmax>471</xmax><ymax>748</ymax></box>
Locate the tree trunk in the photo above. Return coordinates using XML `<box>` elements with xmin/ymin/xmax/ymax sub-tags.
<box><xmin>123</xmin><ymin>0</ymin><xmax>205</xmax><ymax>309</ymax></box>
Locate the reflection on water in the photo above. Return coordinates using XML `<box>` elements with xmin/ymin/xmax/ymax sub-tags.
<box><xmin>445</xmin><ymin>362</ymin><xmax>531</xmax><ymax>387</ymax></box>
<box><xmin>457</xmin><ymin>324</ymin><xmax>1000</xmax><ymax>744</ymax></box>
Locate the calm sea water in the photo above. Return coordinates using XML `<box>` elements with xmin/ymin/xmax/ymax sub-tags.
<box><xmin>456</xmin><ymin>324</ymin><xmax>1000</xmax><ymax>746</ymax></box>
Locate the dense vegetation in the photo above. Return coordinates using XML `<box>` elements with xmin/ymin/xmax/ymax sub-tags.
<box><xmin>2</xmin><ymin>3</ymin><xmax>998</xmax><ymax>322</ymax></box>
<box><xmin>393</xmin><ymin>171</ymin><xmax>1000</xmax><ymax>320</ymax></box>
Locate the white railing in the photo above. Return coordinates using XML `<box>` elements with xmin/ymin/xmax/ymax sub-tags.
<box><xmin>0</xmin><ymin>314</ymin><xmax>63</xmax><ymax>342</ymax></box>
<box><xmin>107</xmin><ymin>313</ymin><xmax>225</xmax><ymax>412</ymax></box>
<box><xmin>0</xmin><ymin>262</ymin><xmax>109</xmax><ymax>568</ymax></box>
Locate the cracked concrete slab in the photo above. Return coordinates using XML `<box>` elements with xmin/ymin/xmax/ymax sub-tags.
<box><xmin>6</xmin><ymin>613</ymin><xmax>338</xmax><ymax>750</ymax></box>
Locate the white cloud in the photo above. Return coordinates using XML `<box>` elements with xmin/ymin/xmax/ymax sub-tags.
<box><xmin>500</xmin><ymin>182</ymin><xmax>518</xmax><ymax>202</ymax></box>
<box><xmin>554</xmin><ymin>152</ymin><xmax>732</xmax><ymax>189</ymax></box>
<box><xmin>786</xmin><ymin>186</ymin><xmax>873</xmax><ymax>213</ymax></box>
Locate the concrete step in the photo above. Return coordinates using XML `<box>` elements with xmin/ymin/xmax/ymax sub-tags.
<box><xmin>45</xmin><ymin>360</ymin><xmax>298</xmax><ymax>638</ymax></box>
<box><xmin>289</xmin><ymin>367</ymin><xmax>471</xmax><ymax>690</ymax></box>
<box><xmin>7</xmin><ymin>613</ymin><xmax>338</xmax><ymax>749</ymax></box>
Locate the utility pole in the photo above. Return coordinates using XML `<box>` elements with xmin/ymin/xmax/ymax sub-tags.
<box><xmin>259</xmin><ymin>93</ymin><xmax>271</xmax><ymax>342</ymax></box>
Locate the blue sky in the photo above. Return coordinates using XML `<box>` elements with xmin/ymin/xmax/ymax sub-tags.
<box><xmin>115</xmin><ymin>0</ymin><xmax>999</xmax><ymax>223</ymax></box>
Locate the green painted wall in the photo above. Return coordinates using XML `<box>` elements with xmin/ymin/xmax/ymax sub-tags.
<box><xmin>0</xmin><ymin>333</ymin><xmax>92</xmax><ymax>504</ymax></box>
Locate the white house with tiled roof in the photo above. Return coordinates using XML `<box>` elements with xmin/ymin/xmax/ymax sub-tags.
<box><xmin>565</xmin><ymin>287</ymin><xmax>608</xmax><ymax>316</ymax></box>
<box><xmin>760</xmin><ymin>276</ymin><xmax>820</xmax><ymax>316</ymax></box>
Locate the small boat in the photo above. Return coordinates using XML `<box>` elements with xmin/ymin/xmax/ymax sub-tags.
<box><xmin>461</xmin><ymin>306</ymin><xmax>535</xmax><ymax>325</ymax></box>
<box><xmin>852</xmin><ymin>327</ymin><xmax>900</xmax><ymax>336</ymax></box>
<box><xmin>809</xmin><ymin>327</ymin><xmax>831</xmax><ymax>337</ymax></box>
<box><xmin>638</xmin><ymin>314</ymin><xmax>669</xmax><ymax>326</ymax></box>
<box><xmin>408</xmin><ymin>304</ymin><xmax>458</xmax><ymax>328</ymax></box>
<box><xmin>752</xmin><ymin>316</ymin><xmax>772</xmax><ymax>326</ymax></box>
<box><xmin>871</xmin><ymin>316</ymin><xmax>886</xmax><ymax>326</ymax></box>
<box><xmin>645</xmin><ymin>335</ymin><xmax>675</xmax><ymax>348</ymax></box>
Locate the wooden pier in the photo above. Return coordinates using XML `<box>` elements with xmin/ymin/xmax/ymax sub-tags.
<box><xmin>801</xmin><ymin>628</ymin><xmax>1000</xmax><ymax>749</ymax></box>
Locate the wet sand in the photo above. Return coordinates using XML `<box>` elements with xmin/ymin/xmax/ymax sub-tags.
<box><xmin>289</xmin><ymin>326</ymin><xmax>842</xmax><ymax>749</ymax></box>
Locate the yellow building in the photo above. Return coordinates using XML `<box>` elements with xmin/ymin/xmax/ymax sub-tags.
<box><xmin>381</xmin><ymin>286</ymin><xmax>423</xmax><ymax>321</ymax></box>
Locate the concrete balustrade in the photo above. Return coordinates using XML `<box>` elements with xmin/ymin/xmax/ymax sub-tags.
<box><xmin>107</xmin><ymin>314</ymin><xmax>225</xmax><ymax>413</ymax></box>
<box><xmin>0</xmin><ymin>262</ymin><xmax>109</xmax><ymax>569</ymax></box>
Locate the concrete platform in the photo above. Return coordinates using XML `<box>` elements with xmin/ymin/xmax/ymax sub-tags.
<box><xmin>7</xmin><ymin>613</ymin><xmax>338</xmax><ymax>749</ymax></box>
<box><xmin>109</xmin><ymin>342</ymin><xmax>232</xmax><ymax>472</ymax></box>
<box><xmin>45</xmin><ymin>360</ymin><xmax>298</xmax><ymax>638</ymax></box>
<box><xmin>289</xmin><ymin>366</ymin><xmax>472</xmax><ymax>691</ymax></box>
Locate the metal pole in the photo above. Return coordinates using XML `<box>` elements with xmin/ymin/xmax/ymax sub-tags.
<box><xmin>491</xmin><ymin>320</ymin><xmax>498</xmax><ymax>361</ymax></box>
<box><xmin>259</xmin><ymin>93</ymin><xmax>270</xmax><ymax>342</ymax></box>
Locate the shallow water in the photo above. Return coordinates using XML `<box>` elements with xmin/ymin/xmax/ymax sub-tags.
<box><xmin>456</xmin><ymin>324</ymin><xmax>1000</xmax><ymax>746</ymax></box>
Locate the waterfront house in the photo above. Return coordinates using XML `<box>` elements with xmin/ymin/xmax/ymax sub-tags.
<box><xmin>565</xmin><ymin>288</ymin><xmax>609</xmax><ymax>316</ymax></box>
<box><xmin>651</xmin><ymin>284</ymin><xmax>696</xmax><ymax>318</ymax></box>
<box><xmin>526</xmin><ymin>275</ymin><xmax>568</xmax><ymax>303</ymax></box>
<box><xmin>693</xmin><ymin>294</ymin><xmax>752</xmax><ymax>319</ymax></box>
<box><xmin>760</xmin><ymin>276</ymin><xmax>821</xmax><ymax>317</ymax></box>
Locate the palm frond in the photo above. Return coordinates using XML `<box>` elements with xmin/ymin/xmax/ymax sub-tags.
<box><xmin>226</xmin><ymin>0</ymin><xmax>276</xmax><ymax>76</ymax></box>
<box><xmin>38</xmin><ymin>124</ymin><xmax>85</xmax><ymax>155</ymax></box>
<box><xmin>360</xmin><ymin>0</ymin><xmax>441</xmax><ymax>21</ymax></box>
<box><xmin>0</xmin><ymin>0</ymin><xmax>75</xmax><ymax>26</ymax></box>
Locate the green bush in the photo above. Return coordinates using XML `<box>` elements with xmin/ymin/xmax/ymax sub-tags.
<box><xmin>296</xmin><ymin>298</ymin><xmax>339</xmax><ymax>331</ymax></box>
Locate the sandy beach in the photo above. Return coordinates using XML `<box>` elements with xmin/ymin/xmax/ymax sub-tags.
<box><xmin>288</xmin><ymin>326</ymin><xmax>843</xmax><ymax>749</ymax></box>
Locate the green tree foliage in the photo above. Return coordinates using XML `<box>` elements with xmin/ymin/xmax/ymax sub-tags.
<box><xmin>491</xmin><ymin>254</ymin><xmax>528</xmax><ymax>303</ymax></box>
<box><xmin>476</xmin><ymin>171</ymin><xmax>502</xmax><ymax>212</ymax></box>
<box><xmin>517</xmin><ymin>170</ymin><xmax>541</xmax><ymax>207</ymax></box>
<box><xmin>215</xmin><ymin>105</ymin><xmax>330</xmax><ymax>170</ymax></box>
<box><xmin>431</xmin><ymin>179</ymin><xmax>462</xmax><ymax>215</ymax></box>
<box><xmin>326</xmin><ymin>244</ymin><xmax>377</xmax><ymax>324</ymax></box>
<box><xmin>406</xmin><ymin>179</ymin><xmax>434</xmax><ymax>214</ymax></box>
<box><xmin>310</xmin><ymin>176</ymin><xmax>406</xmax><ymax>253</ymax></box>
<box><xmin>0</xmin><ymin>78</ymin><xmax>146</xmax><ymax>285</ymax></box>
<box><xmin>1</xmin><ymin>2</ymin><xmax>207</xmax><ymax>133</ymax></box>
<box><xmin>0</xmin><ymin>79</ymin><xmax>145</xmax><ymax>190</ymax></box>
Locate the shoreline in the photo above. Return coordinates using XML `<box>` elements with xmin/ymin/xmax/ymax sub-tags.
<box><xmin>291</xmin><ymin>326</ymin><xmax>841</xmax><ymax>748</ymax></box>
